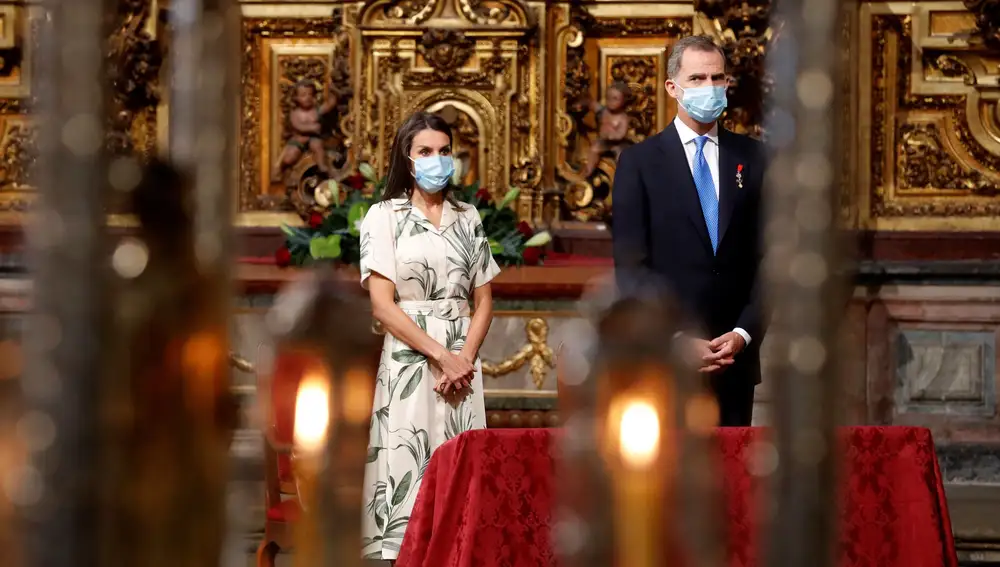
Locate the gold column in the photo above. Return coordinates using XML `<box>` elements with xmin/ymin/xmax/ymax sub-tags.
<box><xmin>762</xmin><ymin>0</ymin><xmax>844</xmax><ymax>565</ymax></box>
<box><xmin>22</xmin><ymin>1</ymin><xmax>109</xmax><ymax>566</ymax></box>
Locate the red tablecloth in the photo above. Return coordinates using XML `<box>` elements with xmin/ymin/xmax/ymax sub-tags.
<box><xmin>396</xmin><ymin>427</ymin><xmax>958</xmax><ymax>567</ymax></box>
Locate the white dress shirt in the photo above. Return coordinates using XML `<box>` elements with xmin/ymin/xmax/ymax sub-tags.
<box><xmin>674</xmin><ymin>116</ymin><xmax>720</xmax><ymax>198</ymax></box>
<box><xmin>672</xmin><ymin>117</ymin><xmax>752</xmax><ymax>348</ymax></box>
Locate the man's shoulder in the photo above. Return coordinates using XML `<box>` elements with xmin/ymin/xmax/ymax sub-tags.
<box><xmin>722</xmin><ymin>129</ymin><xmax>765</xmax><ymax>153</ymax></box>
<box><xmin>620</xmin><ymin>128</ymin><xmax>668</xmax><ymax>163</ymax></box>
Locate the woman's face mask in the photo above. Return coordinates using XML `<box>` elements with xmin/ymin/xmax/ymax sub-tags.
<box><xmin>411</xmin><ymin>155</ymin><xmax>455</xmax><ymax>193</ymax></box>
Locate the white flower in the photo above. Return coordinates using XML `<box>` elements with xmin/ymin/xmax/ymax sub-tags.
<box><xmin>524</xmin><ymin>231</ymin><xmax>552</xmax><ymax>247</ymax></box>
<box><xmin>314</xmin><ymin>180</ymin><xmax>336</xmax><ymax>208</ymax></box>
<box><xmin>359</xmin><ymin>162</ymin><xmax>377</xmax><ymax>182</ymax></box>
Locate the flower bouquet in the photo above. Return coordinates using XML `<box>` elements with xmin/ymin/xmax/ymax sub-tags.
<box><xmin>276</xmin><ymin>163</ymin><xmax>551</xmax><ymax>268</ymax></box>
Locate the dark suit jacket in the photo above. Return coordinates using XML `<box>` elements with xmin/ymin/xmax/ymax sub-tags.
<box><xmin>611</xmin><ymin>122</ymin><xmax>768</xmax><ymax>385</ymax></box>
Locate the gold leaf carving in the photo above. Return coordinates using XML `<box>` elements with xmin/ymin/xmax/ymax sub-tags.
<box><xmin>382</xmin><ymin>0</ymin><xmax>438</xmax><ymax>25</ymax></box>
<box><xmin>694</xmin><ymin>0</ymin><xmax>774</xmax><ymax>137</ymax></box>
<box><xmin>239</xmin><ymin>15</ymin><xmax>350</xmax><ymax>214</ymax></box>
<box><xmin>555</xmin><ymin>5</ymin><xmax>690</xmax><ymax>223</ymax></box>
<box><xmin>870</xmin><ymin>15</ymin><xmax>1000</xmax><ymax>218</ymax></box>
<box><xmin>458</xmin><ymin>0</ymin><xmax>513</xmax><ymax>26</ymax></box>
<box><xmin>898</xmin><ymin>123</ymin><xmax>997</xmax><ymax>194</ymax></box>
<box><xmin>963</xmin><ymin>0</ymin><xmax>1000</xmax><ymax>49</ymax></box>
<box><xmin>609</xmin><ymin>57</ymin><xmax>658</xmax><ymax>141</ymax></box>
<box><xmin>105</xmin><ymin>0</ymin><xmax>164</xmax><ymax>159</ymax></box>
<box><xmin>481</xmin><ymin>318</ymin><xmax>555</xmax><ymax>390</ymax></box>
<box><xmin>0</xmin><ymin>120</ymin><xmax>36</xmax><ymax>190</ymax></box>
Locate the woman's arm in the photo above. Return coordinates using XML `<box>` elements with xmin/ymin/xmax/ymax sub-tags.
<box><xmin>459</xmin><ymin>282</ymin><xmax>494</xmax><ymax>363</ymax></box>
<box><xmin>369</xmin><ymin>273</ymin><xmax>447</xmax><ymax>361</ymax></box>
<box><xmin>368</xmin><ymin>273</ymin><xmax>473</xmax><ymax>392</ymax></box>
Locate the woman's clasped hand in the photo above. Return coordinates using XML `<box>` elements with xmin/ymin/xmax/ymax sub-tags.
<box><xmin>433</xmin><ymin>349</ymin><xmax>474</xmax><ymax>394</ymax></box>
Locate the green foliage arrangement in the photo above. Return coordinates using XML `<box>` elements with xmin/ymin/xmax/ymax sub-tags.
<box><xmin>275</xmin><ymin>163</ymin><xmax>550</xmax><ymax>268</ymax></box>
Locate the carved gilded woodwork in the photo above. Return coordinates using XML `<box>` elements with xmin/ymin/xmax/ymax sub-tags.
<box><xmin>105</xmin><ymin>0</ymin><xmax>165</xmax><ymax>159</ymax></box>
<box><xmin>549</xmin><ymin>3</ymin><xmax>691</xmax><ymax>224</ymax></box>
<box><xmin>693</xmin><ymin>0</ymin><xmax>774</xmax><ymax>138</ymax></box>
<box><xmin>0</xmin><ymin>6</ymin><xmax>37</xmax><ymax>219</ymax></box>
<box><xmin>0</xmin><ymin>2</ymin><xmax>164</xmax><ymax>223</ymax></box>
<box><xmin>860</xmin><ymin>4</ymin><xmax>1000</xmax><ymax>230</ymax></box>
<box><xmin>962</xmin><ymin>0</ymin><xmax>1000</xmax><ymax>48</ymax></box>
<box><xmin>353</xmin><ymin>0</ymin><xmax>541</xmax><ymax>224</ymax></box>
<box><xmin>481</xmin><ymin>317</ymin><xmax>556</xmax><ymax>390</ymax></box>
<box><xmin>238</xmin><ymin>12</ymin><xmax>353</xmax><ymax>222</ymax></box>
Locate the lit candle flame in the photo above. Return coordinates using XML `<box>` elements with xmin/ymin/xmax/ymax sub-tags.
<box><xmin>294</xmin><ymin>374</ymin><xmax>330</xmax><ymax>455</ymax></box>
<box><xmin>618</xmin><ymin>400</ymin><xmax>660</xmax><ymax>468</ymax></box>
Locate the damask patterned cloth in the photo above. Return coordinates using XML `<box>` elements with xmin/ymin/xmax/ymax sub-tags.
<box><xmin>395</xmin><ymin>427</ymin><xmax>959</xmax><ymax>567</ymax></box>
<box><xmin>359</xmin><ymin>197</ymin><xmax>501</xmax><ymax>561</ymax></box>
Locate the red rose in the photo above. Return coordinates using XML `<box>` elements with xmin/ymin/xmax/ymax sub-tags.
<box><xmin>475</xmin><ymin>188</ymin><xmax>491</xmax><ymax>202</ymax></box>
<box><xmin>275</xmin><ymin>247</ymin><xmax>292</xmax><ymax>267</ymax></box>
<box><xmin>308</xmin><ymin>212</ymin><xmax>324</xmax><ymax>229</ymax></box>
<box><xmin>345</xmin><ymin>173</ymin><xmax>366</xmax><ymax>190</ymax></box>
<box><xmin>522</xmin><ymin>247</ymin><xmax>543</xmax><ymax>266</ymax></box>
<box><xmin>516</xmin><ymin>221</ymin><xmax>534</xmax><ymax>238</ymax></box>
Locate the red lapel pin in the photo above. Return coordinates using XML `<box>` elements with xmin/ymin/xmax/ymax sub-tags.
<box><xmin>736</xmin><ymin>164</ymin><xmax>744</xmax><ymax>189</ymax></box>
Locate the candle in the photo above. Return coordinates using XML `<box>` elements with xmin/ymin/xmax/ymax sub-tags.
<box><xmin>611</xmin><ymin>391</ymin><xmax>667</xmax><ymax>567</ymax></box>
<box><xmin>293</xmin><ymin>372</ymin><xmax>331</xmax><ymax>567</ymax></box>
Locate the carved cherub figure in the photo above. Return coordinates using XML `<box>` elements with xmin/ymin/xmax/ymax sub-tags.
<box><xmin>272</xmin><ymin>80</ymin><xmax>338</xmax><ymax>183</ymax></box>
<box><xmin>584</xmin><ymin>81</ymin><xmax>632</xmax><ymax>177</ymax></box>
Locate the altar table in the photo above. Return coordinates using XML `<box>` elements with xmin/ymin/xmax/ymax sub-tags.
<box><xmin>396</xmin><ymin>427</ymin><xmax>958</xmax><ymax>567</ymax></box>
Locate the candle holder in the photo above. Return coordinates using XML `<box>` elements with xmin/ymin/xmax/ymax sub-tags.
<box><xmin>557</xmin><ymin>282</ymin><xmax>726</xmax><ymax>567</ymax></box>
<box><xmin>265</xmin><ymin>270</ymin><xmax>379</xmax><ymax>567</ymax></box>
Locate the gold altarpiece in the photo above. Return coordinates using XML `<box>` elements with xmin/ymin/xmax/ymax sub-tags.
<box><xmin>0</xmin><ymin>0</ymin><xmax>997</xmax><ymax>234</ymax></box>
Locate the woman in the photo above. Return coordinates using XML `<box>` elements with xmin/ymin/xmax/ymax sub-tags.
<box><xmin>359</xmin><ymin>112</ymin><xmax>499</xmax><ymax>561</ymax></box>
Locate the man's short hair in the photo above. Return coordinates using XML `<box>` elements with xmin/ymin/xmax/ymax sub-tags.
<box><xmin>666</xmin><ymin>35</ymin><xmax>728</xmax><ymax>79</ymax></box>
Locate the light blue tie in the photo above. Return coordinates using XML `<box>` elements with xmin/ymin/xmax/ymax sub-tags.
<box><xmin>692</xmin><ymin>136</ymin><xmax>719</xmax><ymax>253</ymax></box>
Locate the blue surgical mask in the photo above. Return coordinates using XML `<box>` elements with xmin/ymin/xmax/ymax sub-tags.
<box><xmin>677</xmin><ymin>85</ymin><xmax>728</xmax><ymax>124</ymax></box>
<box><xmin>411</xmin><ymin>155</ymin><xmax>455</xmax><ymax>193</ymax></box>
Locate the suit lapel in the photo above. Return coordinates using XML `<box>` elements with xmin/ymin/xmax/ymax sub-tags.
<box><xmin>658</xmin><ymin>123</ymin><xmax>712</xmax><ymax>253</ymax></box>
<box><xmin>717</xmin><ymin>129</ymin><xmax>741</xmax><ymax>248</ymax></box>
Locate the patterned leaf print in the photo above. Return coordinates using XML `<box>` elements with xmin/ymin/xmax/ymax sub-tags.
<box><xmin>393</xmin><ymin>426</ymin><xmax>432</xmax><ymax>480</ymax></box>
<box><xmin>366</xmin><ymin>480</ymin><xmax>389</xmax><ymax>530</ymax></box>
<box><xmin>444</xmin><ymin>217</ymin><xmax>478</xmax><ymax>281</ymax></box>
<box><xmin>402</xmin><ymin>259</ymin><xmax>446</xmax><ymax>301</ymax></box>
<box><xmin>410</xmin><ymin>222</ymin><xmax>429</xmax><ymax>236</ymax></box>
<box><xmin>359</xmin><ymin>231</ymin><xmax>371</xmax><ymax>264</ymax></box>
<box><xmin>476</xmin><ymin>234</ymin><xmax>492</xmax><ymax>274</ymax></box>
<box><xmin>390</xmin><ymin>470</ymin><xmax>413</xmax><ymax>507</ymax></box>
<box><xmin>391</xmin><ymin>349</ymin><xmax>426</xmax><ymax>364</ymax></box>
<box><xmin>390</xmin><ymin>341</ymin><xmax>428</xmax><ymax>401</ymax></box>
<box><xmin>366</xmin><ymin>446</ymin><xmax>383</xmax><ymax>463</ymax></box>
<box><xmin>395</xmin><ymin>209</ymin><xmax>414</xmax><ymax>241</ymax></box>
<box><xmin>445</xmin><ymin>404</ymin><xmax>476</xmax><ymax>440</ymax></box>
<box><xmin>375</xmin><ymin>361</ymin><xmax>389</xmax><ymax>386</ymax></box>
<box><xmin>398</xmin><ymin>365</ymin><xmax>424</xmax><ymax>400</ymax></box>
<box><xmin>445</xmin><ymin>320</ymin><xmax>466</xmax><ymax>352</ymax></box>
<box><xmin>390</xmin><ymin>361</ymin><xmax>422</xmax><ymax>401</ymax></box>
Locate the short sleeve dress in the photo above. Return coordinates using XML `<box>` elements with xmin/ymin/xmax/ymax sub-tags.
<box><xmin>359</xmin><ymin>197</ymin><xmax>501</xmax><ymax>560</ymax></box>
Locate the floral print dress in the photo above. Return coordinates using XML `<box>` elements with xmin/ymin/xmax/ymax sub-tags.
<box><xmin>359</xmin><ymin>197</ymin><xmax>500</xmax><ymax>560</ymax></box>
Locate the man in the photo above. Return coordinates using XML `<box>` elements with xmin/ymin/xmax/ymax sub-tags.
<box><xmin>612</xmin><ymin>35</ymin><xmax>767</xmax><ymax>426</ymax></box>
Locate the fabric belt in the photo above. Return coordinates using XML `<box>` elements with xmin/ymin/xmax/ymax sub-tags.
<box><xmin>397</xmin><ymin>299</ymin><xmax>471</xmax><ymax>321</ymax></box>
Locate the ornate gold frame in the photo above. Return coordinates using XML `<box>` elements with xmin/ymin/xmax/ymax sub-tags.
<box><xmin>857</xmin><ymin>2</ymin><xmax>1000</xmax><ymax>231</ymax></box>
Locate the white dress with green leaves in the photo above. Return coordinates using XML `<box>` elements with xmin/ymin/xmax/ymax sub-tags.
<box><xmin>359</xmin><ymin>197</ymin><xmax>500</xmax><ymax>560</ymax></box>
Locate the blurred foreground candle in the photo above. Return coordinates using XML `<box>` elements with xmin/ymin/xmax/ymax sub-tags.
<box><xmin>610</xmin><ymin>389</ymin><xmax>668</xmax><ymax>567</ymax></box>
<box><xmin>293</xmin><ymin>372</ymin><xmax>331</xmax><ymax>567</ymax></box>
<box><xmin>557</xmin><ymin>282</ymin><xmax>726</xmax><ymax>567</ymax></box>
<box><xmin>267</xmin><ymin>271</ymin><xmax>378</xmax><ymax>567</ymax></box>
